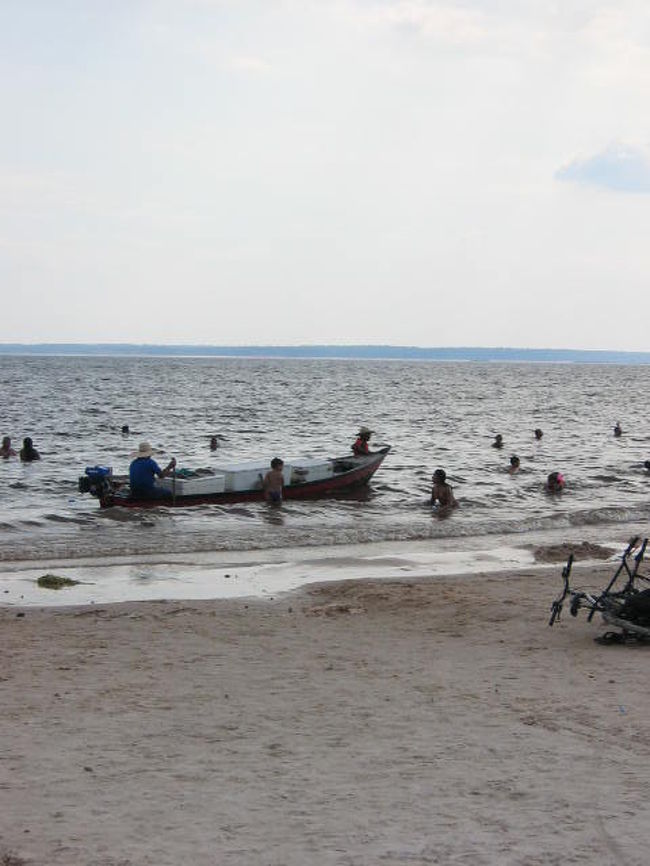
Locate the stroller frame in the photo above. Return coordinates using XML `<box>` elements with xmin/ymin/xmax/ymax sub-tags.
<box><xmin>549</xmin><ymin>537</ymin><xmax>650</xmax><ymax>643</ymax></box>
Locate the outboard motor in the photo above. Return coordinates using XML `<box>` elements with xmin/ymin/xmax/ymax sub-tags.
<box><xmin>79</xmin><ymin>466</ymin><xmax>113</xmax><ymax>498</ymax></box>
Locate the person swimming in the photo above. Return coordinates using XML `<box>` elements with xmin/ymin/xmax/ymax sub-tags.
<box><xmin>1</xmin><ymin>436</ymin><xmax>16</xmax><ymax>458</ymax></box>
<box><xmin>509</xmin><ymin>455</ymin><xmax>520</xmax><ymax>474</ymax></box>
<box><xmin>492</xmin><ymin>434</ymin><xmax>504</xmax><ymax>449</ymax></box>
<box><xmin>534</xmin><ymin>428</ymin><xmax>543</xmax><ymax>440</ymax></box>
<box><xmin>19</xmin><ymin>437</ymin><xmax>40</xmax><ymax>462</ymax></box>
<box><xmin>546</xmin><ymin>471</ymin><xmax>565</xmax><ymax>493</ymax></box>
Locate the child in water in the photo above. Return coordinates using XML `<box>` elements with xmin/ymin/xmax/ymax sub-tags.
<box><xmin>430</xmin><ymin>469</ymin><xmax>458</xmax><ymax>512</ymax></box>
<box><xmin>546</xmin><ymin>471</ymin><xmax>565</xmax><ymax>493</ymax></box>
<box><xmin>263</xmin><ymin>458</ymin><xmax>285</xmax><ymax>504</ymax></box>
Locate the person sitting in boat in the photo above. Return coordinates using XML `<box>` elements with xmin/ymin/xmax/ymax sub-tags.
<box><xmin>545</xmin><ymin>471</ymin><xmax>565</xmax><ymax>494</ymax></box>
<box><xmin>263</xmin><ymin>457</ymin><xmax>284</xmax><ymax>504</ymax></box>
<box><xmin>352</xmin><ymin>426</ymin><xmax>373</xmax><ymax>456</ymax></box>
<box><xmin>430</xmin><ymin>469</ymin><xmax>458</xmax><ymax>511</ymax></box>
<box><xmin>129</xmin><ymin>441</ymin><xmax>176</xmax><ymax>500</ymax></box>
<box><xmin>20</xmin><ymin>437</ymin><xmax>40</xmax><ymax>462</ymax></box>
<box><xmin>1</xmin><ymin>436</ymin><xmax>16</xmax><ymax>458</ymax></box>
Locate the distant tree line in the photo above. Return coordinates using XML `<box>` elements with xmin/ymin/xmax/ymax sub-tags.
<box><xmin>0</xmin><ymin>344</ymin><xmax>649</xmax><ymax>364</ymax></box>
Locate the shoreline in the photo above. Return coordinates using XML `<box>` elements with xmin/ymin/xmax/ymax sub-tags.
<box><xmin>2</xmin><ymin>563</ymin><xmax>649</xmax><ymax>865</ymax></box>
<box><xmin>0</xmin><ymin>527</ymin><xmax>631</xmax><ymax>608</ymax></box>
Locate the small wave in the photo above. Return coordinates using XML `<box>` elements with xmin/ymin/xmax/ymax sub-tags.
<box><xmin>44</xmin><ymin>513</ymin><xmax>92</xmax><ymax>525</ymax></box>
<box><xmin>99</xmin><ymin>509</ymin><xmax>149</xmax><ymax>523</ymax></box>
<box><xmin>9</xmin><ymin>482</ymin><xmax>28</xmax><ymax>490</ymax></box>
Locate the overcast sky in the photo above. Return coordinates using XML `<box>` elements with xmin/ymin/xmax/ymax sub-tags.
<box><xmin>2</xmin><ymin>0</ymin><xmax>650</xmax><ymax>350</ymax></box>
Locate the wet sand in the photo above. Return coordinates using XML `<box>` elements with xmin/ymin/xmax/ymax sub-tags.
<box><xmin>2</xmin><ymin>561</ymin><xmax>650</xmax><ymax>866</ymax></box>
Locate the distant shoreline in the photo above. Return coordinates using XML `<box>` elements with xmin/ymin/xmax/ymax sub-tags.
<box><xmin>1</xmin><ymin>343</ymin><xmax>650</xmax><ymax>364</ymax></box>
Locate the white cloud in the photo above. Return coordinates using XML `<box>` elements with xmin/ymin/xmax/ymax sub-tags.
<box><xmin>228</xmin><ymin>55</ymin><xmax>271</xmax><ymax>73</ymax></box>
<box><xmin>556</xmin><ymin>143</ymin><xmax>650</xmax><ymax>193</ymax></box>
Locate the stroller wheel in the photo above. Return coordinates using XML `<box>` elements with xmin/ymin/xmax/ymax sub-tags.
<box><xmin>595</xmin><ymin>631</ymin><xmax>626</xmax><ymax>645</ymax></box>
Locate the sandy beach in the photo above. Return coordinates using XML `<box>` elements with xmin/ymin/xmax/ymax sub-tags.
<box><xmin>2</xmin><ymin>556</ymin><xmax>650</xmax><ymax>866</ymax></box>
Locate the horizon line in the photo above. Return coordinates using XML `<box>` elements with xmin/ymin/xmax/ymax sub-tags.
<box><xmin>1</xmin><ymin>342</ymin><xmax>650</xmax><ymax>363</ymax></box>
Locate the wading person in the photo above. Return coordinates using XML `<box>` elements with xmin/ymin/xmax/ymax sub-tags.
<box><xmin>20</xmin><ymin>437</ymin><xmax>40</xmax><ymax>462</ymax></box>
<box><xmin>1</xmin><ymin>436</ymin><xmax>16</xmax><ymax>458</ymax></box>
<box><xmin>430</xmin><ymin>469</ymin><xmax>458</xmax><ymax>513</ymax></box>
<box><xmin>263</xmin><ymin>457</ymin><xmax>285</xmax><ymax>504</ymax></box>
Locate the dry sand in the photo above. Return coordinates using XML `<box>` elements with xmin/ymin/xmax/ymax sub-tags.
<box><xmin>2</xmin><ymin>562</ymin><xmax>650</xmax><ymax>866</ymax></box>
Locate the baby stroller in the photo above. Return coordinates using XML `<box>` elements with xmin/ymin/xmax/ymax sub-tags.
<box><xmin>549</xmin><ymin>537</ymin><xmax>650</xmax><ymax>643</ymax></box>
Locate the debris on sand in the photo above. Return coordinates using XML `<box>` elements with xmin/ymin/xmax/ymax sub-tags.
<box><xmin>37</xmin><ymin>574</ymin><xmax>80</xmax><ymax>590</ymax></box>
<box><xmin>532</xmin><ymin>541</ymin><xmax>615</xmax><ymax>564</ymax></box>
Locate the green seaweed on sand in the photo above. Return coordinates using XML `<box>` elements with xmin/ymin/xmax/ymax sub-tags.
<box><xmin>37</xmin><ymin>574</ymin><xmax>80</xmax><ymax>590</ymax></box>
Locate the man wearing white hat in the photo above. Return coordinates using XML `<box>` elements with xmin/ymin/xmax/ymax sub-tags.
<box><xmin>129</xmin><ymin>442</ymin><xmax>177</xmax><ymax>500</ymax></box>
<box><xmin>352</xmin><ymin>426</ymin><xmax>374</xmax><ymax>456</ymax></box>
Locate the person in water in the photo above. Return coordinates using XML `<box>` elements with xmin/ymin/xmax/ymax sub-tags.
<box><xmin>492</xmin><ymin>434</ymin><xmax>503</xmax><ymax>449</ymax></box>
<box><xmin>210</xmin><ymin>436</ymin><xmax>218</xmax><ymax>451</ymax></box>
<box><xmin>20</xmin><ymin>437</ymin><xmax>40</xmax><ymax>462</ymax></box>
<box><xmin>352</xmin><ymin>426</ymin><xmax>373</xmax><ymax>456</ymax></box>
<box><xmin>546</xmin><ymin>471</ymin><xmax>565</xmax><ymax>493</ymax></box>
<box><xmin>1</xmin><ymin>436</ymin><xmax>16</xmax><ymax>458</ymax></box>
<box><xmin>430</xmin><ymin>469</ymin><xmax>458</xmax><ymax>511</ymax></box>
<box><xmin>121</xmin><ymin>424</ymin><xmax>130</xmax><ymax>435</ymax></box>
<box><xmin>509</xmin><ymin>455</ymin><xmax>520</xmax><ymax>474</ymax></box>
<box><xmin>129</xmin><ymin>442</ymin><xmax>176</xmax><ymax>499</ymax></box>
<box><xmin>614</xmin><ymin>422</ymin><xmax>623</xmax><ymax>437</ymax></box>
<box><xmin>263</xmin><ymin>457</ymin><xmax>285</xmax><ymax>504</ymax></box>
<box><xmin>534</xmin><ymin>428</ymin><xmax>543</xmax><ymax>441</ymax></box>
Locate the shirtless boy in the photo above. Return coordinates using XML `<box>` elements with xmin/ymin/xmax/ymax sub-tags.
<box><xmin>263</xmin><ymin>458</ymin><xmax>285</xmax><ymax>504</ymax></box>
<box><xmin>431</xmin><ymin>469</ymin><xmax>458</xmax><ymax>511</ymax></box>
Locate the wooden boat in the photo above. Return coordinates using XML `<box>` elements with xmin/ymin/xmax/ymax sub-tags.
<box><xmin>80</xmin><ymin>446</ymin><xmax>391</xmax><ymax>508</ymax></box>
